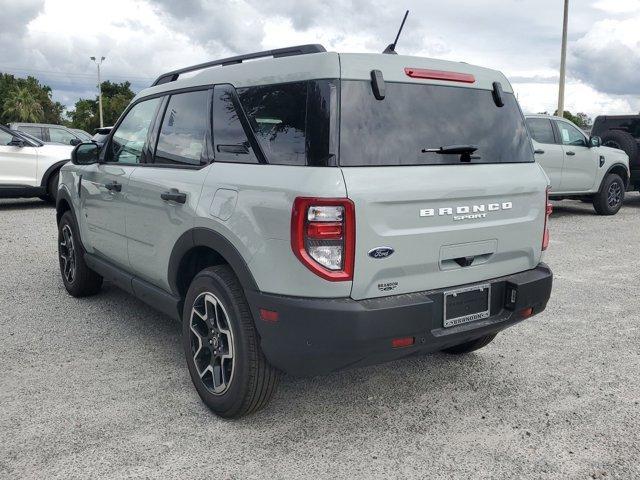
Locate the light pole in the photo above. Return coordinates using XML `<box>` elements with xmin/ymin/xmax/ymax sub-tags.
<box><xmin>557</xmin><ymin>0</ymin><xmax>569</xmax><ymax>117</ymax></box>
<box><xmin>90</xmin><ymin>56</ymin><xmax>106</xmax><ymax>127</ymax></box>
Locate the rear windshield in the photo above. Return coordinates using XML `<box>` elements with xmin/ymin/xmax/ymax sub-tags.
<box><xmin>339</xmin><ymin>80</ymin><xmax>533</xmax><ymax>166</ymax></box>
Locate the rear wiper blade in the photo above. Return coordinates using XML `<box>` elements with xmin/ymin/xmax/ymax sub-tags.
<box><xmin>421</xmin><ymin>144</ymin><xmax>478</xmax><ymax>155</ymax></box>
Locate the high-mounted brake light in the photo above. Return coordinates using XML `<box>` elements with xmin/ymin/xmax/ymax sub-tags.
<box><xmin>404</xmin><ymin>67</ymin><xmax>476</xmax><ymax>84</ymax></box>
<box><xmin>291</xmin><ymin>197</ymin><xmax>355</xmax><ymax>281</ymax></box>
<box><xmin>542</xmin><ymin>187</ymin><xmax>553</xmax><ymax>251</ymax></box>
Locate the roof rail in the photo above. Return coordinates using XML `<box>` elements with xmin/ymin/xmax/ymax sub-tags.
<box><xmin>151</xmin><ymin>44</ymin><xmax>327</xmax><ymax>87</ymax></box>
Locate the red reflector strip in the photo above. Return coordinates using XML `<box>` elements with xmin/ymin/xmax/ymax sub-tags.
<box><xmin>519</xmin><ymin>307</ymin><xmax>534</xmax><ymax>319</ymax></box>
<box><xmin>306</xmin><ymin>222</ymin><xmax>343</xmax><ymax>240</ymax></box>
<box><xmin>404</xmin><ymin>67</ymin><xmax>476</xmax><ymax>83</ymax></box>
<box><xmin>259</xmin><ymin>308</ymin><xmax>279</xmax><ymax>323</ymax></box>
<box><xmin>391</xmin><ymin>337</ymin><xmax>415</xmax><ymax>349</ymax></box>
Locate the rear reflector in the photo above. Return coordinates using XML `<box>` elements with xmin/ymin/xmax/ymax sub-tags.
<box><xmin>519</xmin><ymin>307</ymin><xmax>534</xmax><ymax>319</ymax></box>
<box><xmin>259</xmin><ymin>308</ymin><xmax>279</xmax><ymax>323</ymax></box>
<box><xmin>391</xmin><ymin>337</ymin><xmax>415</xmax><ymax>349</ymax></box>
<box><xmin>404</xmin><ymin>67</ymin><xmax>476</xmax><ymax>84</ymax></box>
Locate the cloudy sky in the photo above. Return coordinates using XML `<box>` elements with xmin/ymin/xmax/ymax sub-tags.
<box><xmin>1</xmin><ymin>0</ymin><xmax>639</xmax><ymax>118</ymax></box>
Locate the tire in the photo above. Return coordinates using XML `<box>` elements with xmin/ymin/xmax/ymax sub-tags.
<box><xmin>593</xmin><ymin>174</ymin><xmax>625</xmax><ymax>215</ymax></box>
<box><xmin>601</xmin><ymin>130</ymin><xmax>639</xmax><ymax>166</ymax></box>
<box><xmin>441</xmin><ymin>333</ymin><xmax>497</xmax><ymax>354</ymax></box>
<box><xmin>47</xmin><ymin>171</ymin><xmax>59</xmax><ymax>203</ymax></box>
<box><xmin>58</xmin><ymin>211</ymin><xmax>103</xmax><ymax>297</ymax></box>
<box><xmin>182</xmin><ymin>265</ymin><xmax>280</xmax><ymax>418</ymax></box>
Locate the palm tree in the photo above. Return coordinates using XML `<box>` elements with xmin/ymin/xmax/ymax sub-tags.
<box><xmin>3</xmin><ymin>86</ymin><xmax>44</xmax><ymax>122</ymax></box>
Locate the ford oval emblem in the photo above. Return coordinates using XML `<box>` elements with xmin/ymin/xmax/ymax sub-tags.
<box><xmin>368</xmin><ymin>247</ymin><xmax>395</xmax><ymax>259</ymax></box>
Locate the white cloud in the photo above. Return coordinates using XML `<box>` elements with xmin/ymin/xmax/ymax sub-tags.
<box><xmin>0</xmin><ymin>0</ymin><xmax>638</xmax><ymax>119</ymax></box>
<box><xmin>514</xmin><ymin>80</ymin><xmax>639</xmax><ymax>118</ymax></box>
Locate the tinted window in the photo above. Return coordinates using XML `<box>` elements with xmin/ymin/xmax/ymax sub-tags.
<box><xmin>0</xmin><ymin>129</ymin><xmax>13</xmax><ymax>145</ymax></box>
<box><xmin>49</xmin><ymin>128</ymin><xmax>76</xmax><ymax>145</ymax></box>
<box><xmin>154</xmin><ymin>90</ymin><xmax>209</xmax><ymax>166</ymax></box>
<box><xmin>108</xmin><ymin>97</ymin><xmax>162</xmax><ymax>164</ymax></box>
<box><xmin>19</xmin><ymin>126</ymin><xmax>44</xmax><ymax>140</ymax></box>
<box><xmin>340</xmin><ymin>81</ymin><xmax>534</xmax><ymax>166</ymax></box>
<box><xmin>237</xmin><ymin>82</ymin><xmax>306</xmax><ymax>165</ymax></box>
<box><xmin>526</xmin><ymin>118</ymin><xmax>556</xmax><ymax>144</ymax></box>
<box><xmin>212</xmin><ymin>84</ymin><xmax>258</xmax><ymax>164</ymax></box>
<box><xmin>556</xmin><ymin>121</ymin><xmax>587</xmax><ymax>147</ymax></box>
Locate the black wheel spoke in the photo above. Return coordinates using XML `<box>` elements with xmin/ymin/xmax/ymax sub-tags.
<box><xmin>59</xmin><ymin>224</ymin><xmax>76</xmax><ymax>284</ymax></box>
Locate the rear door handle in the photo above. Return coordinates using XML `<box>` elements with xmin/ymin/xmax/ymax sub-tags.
<box><xmin>161</xmin><ymin>189</ymin><xmax>187</xmax><ymax>204</ymax></box>
<box><xmin>534</xmin><ymin>149</ymin><xmax>545</xmax><ymax>155</ymax></box>
<box><xmin>566</xmin><ymin>151</ymin><xmax>576</xmax><ymax>156</ymax></box>
<box><xmin>104</xmin><ymin>181</ymin><xmax>122</xmax><ymax>192</ymax></box>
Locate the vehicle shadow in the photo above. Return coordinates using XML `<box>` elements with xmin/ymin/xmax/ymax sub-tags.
<box><xmin>80</xmin><ymin>281</ymin><xmax>506</xmax><ymax>427</ymax></box>
<box><xmin>549</xmin><ymin>200</ymin><xmax>595</xmax><ymax>218</ymax></box>
<box><xmin>0</xmin><ymin>199</ymin><xmax>52</xmax><ymax>211</ymax></box>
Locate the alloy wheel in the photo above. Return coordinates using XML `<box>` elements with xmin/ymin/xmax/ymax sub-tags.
<box><xmin>189</xmin><ymin>292</ymin><xmax>235</xmax><ymax>395</ymax></box>
<box><xmin>607</xmin><ymin>182</ymin><xmax>623</xmax><ymax>208</ymax></box>
<box><xmin>59</xmin><ymin>224</ymin><xmax>76</xmax><ymax>284</ymax></box>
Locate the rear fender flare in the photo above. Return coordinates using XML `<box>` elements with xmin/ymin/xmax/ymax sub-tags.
<box><xmin>168</xmin><ymin>228</ymin><xmax>258</xmax><ymax>297</ymax></box>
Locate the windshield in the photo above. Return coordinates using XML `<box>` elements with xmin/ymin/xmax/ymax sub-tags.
<box><xmin>339</xmin><ymin>80</ymin><xmax>533</xmax><ymax>166</ymax></box>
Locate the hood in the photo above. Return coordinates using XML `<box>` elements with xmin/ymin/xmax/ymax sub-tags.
<box><xmin>41</xmin><ymin>144</ymin><xmax>74</xmax><ymax>157</ymax></box>
<box><xmin>599</xmin><ymin>145</ymin><xmax>630</xmax><ymax>163</ymax></box>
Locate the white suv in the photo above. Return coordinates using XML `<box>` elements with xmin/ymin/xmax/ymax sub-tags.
<box><xmin>526</xmin><ymin>115</ymin><xmax>630</xmax><ymax>215</ymax></box>
<box><xmin>0</xmin><ymin>125</ymin><xmax>73</xmax><ymax>202</ymax></box>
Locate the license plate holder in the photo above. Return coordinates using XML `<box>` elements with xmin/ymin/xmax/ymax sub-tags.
<box><xmin>443</xmin><ymin>283</ymin><xmax>491</xmax><ymax>328</ymax></box>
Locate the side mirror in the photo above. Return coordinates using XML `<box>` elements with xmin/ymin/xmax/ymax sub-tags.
<box><xmin>8</xmin><ymin>138</ymin><xmax>24</xmax><ymax>147</ymax></box>
<box><xmin>590</xmin><ymin>136</ymin><xmax>602</xmax><ymax>148</ymax></box>
<box><xmin>72</xmin><ymin>142</ymin><xmax>100</xmax><ymax>165</ymax></box>
<box><xmin>70</xmin><ymin>138</ymin><xmax>82</xmax><ymax>146</ymax></box>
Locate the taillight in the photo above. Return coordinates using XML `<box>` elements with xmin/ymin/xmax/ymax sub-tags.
<box><xmin>404</xmin><ymin>67</ymin><xmax>476</xmax><ymax>83</ymax></box>
<box><xmin>542</xmin><ymin>187</ymin><xmax>553</xmax><ymax>251</ymax></box>
<box><xmin>291</xmin><ymin>197</ymin><xmax>355</xmax><ymax>281</ymax></box>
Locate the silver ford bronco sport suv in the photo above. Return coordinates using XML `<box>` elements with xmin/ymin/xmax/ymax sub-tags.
<box><xmin>56</xmin><ymin>45</ymin><xmax>553</xmax><ymax>418</ymax></box>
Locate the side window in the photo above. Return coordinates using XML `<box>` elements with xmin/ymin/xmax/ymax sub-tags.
<box><xmin>556</xmin><ymin>121</ymin><xmax>587</xmax><ymax>147</ymax></box>
<box><xmin>526</xmin><ymin>118</ymin><xmax>555</xmax><ymax>144</ymax></box>
<box><xmin>236</xmin><ymin>82</ymin><xmax>307</xmax><ymax>166</ymax></box>
<box><xmin>19</xmin><ymin>126</ymin><xmax>44</xmax><ymax>140</ymax></box>
<box><xmin>0</xmin><ymin>130</ymin><xmax>14</xmax><ymax>145</ymax></box>
<box><xmin>49</xmin><ymin>128</ymin><xmax>76</xmax><ymax>145</ymax></box>
<box><xmin>212</xmin><ymin>84</ymin><xmax>258</xmax><ymax>164</ymax></box>
<box><xmin>108</xmin><ymin>97</ymin><xmax>162</xmax><ymax>164</ymax></box>
<box><xmin>154</xmin><ymin>90</ymin><xmax>209</xmax><ymax>166</ymax></box>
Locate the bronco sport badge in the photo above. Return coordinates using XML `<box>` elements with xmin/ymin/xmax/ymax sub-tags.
<box><xmin>420</xmin><ymin>202</ymin><xmax>513</xmax><ymax>221</ymax></box>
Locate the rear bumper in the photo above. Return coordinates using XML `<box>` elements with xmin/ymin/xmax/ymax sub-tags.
<box><xmin>247</xmin><ymin>263</ymin><xmax>553</xmax><ymax>377</ymax></box>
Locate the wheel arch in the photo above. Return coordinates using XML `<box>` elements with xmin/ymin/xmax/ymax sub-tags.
<box><xmin>56</xmin><ymin>188</ymin><xmax>73</xmax><ymax>224</ymax></box>
<box><xmin>601</xmin><ymin>163</ymin><xmax>629</xmax><ymax>190</ymax></box>
<box><xmin>168</xmin><ymin>228</ymin><xmax>259</xmax><ymax>301</ymax></box>
<box><xmin>40</xmin><ymin>159</ymin><xmax>69</xmax><ymax>188</ymax></box>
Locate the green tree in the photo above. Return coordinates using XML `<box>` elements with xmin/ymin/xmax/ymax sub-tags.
<box><xmin>0</xmin><ymin>73</ymin><xmax>64</xmax><ymax>124</ymax></box>
<box><xmin>67</xmin><ymin>81</ymin><xmax>135</xmax><ymax>131</ymax></box>
<box><xmin>553</xmin><ymin>110</ymin><xmax>592</xmax><ymax>129</ymax></box>
<box><xmin>3</xmin><ymin>86</ymin><xmax>44</xmax><ymax>122</ymax></box>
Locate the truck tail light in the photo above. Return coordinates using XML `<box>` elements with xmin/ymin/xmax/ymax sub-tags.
<box><xmin>542</xmin><ymin>187</ymin><xmax>552</xmax><ymax>251</ymax></box>
<box><xmin>291</xmin><ymin>197</ymin><xmax>355</xmax><ymax>281</ymax></box>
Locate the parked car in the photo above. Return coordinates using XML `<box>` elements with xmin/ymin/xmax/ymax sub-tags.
<box><xmin>591</xmin><ymin>115</ymin><xmax>640</xmax><ymax>191</ymax></box>
<box><xmin>56</xmin><ymin>44</ymin><xmax>553</xmax><ymax>418</ymax></box>
<box><xmin>91</xmin><ymin>126</ymin><xmax>112</xmax><ymax>147</ymax></box>
<box><xmin>70</xmin><ymin>128</ymin><xmax>93</xmax><ymax>142</ymax></box>
<box><xmin>0</xmin><ymin>124</ymin><xmax>73</xmax><ymax>201</ymax></box>
<box><xmin>526</xmin><ymin>114</ymin><xmax>629</xmax><ymax>215</ymax></box>
<box><xmin>9</xmin><ymin>123</ymin><xmax>84</xmax><ymax>146</ymax></box>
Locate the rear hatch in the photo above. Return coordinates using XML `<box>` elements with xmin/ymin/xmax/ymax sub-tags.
<box><xmin>338</xmin><ymin>74</ymin><xmax>548</xmax><ymax>300</ymax></box>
